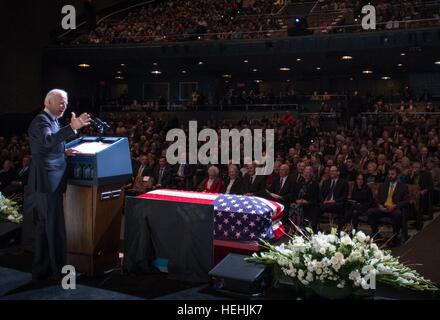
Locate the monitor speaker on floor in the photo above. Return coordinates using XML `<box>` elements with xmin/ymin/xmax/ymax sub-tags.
<box><xmin>208</xmin><ymin>253</ymin><xmax>272</xmax><ymax>297</ymax></box>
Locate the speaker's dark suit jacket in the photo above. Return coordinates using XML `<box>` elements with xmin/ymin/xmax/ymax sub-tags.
<box><xmin>28</xmin><ymin>111</ymin><xmax>76</xmax><ymax>194</ymax></box>
<box><xmin>242</xmin><ymin>174</ymin><xmax>266</xmax><ymax>197</ymax></box>
<box><xmin>27</xmin><ymin>110</ymin><xmax>76</xmax><ymax>280</ymax></box>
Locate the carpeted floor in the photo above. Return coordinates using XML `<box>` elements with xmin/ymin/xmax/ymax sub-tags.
<box><xmin>0</xmin><ymin>266</ymin><xmax>32</xmax><ymax>297</ymax></box>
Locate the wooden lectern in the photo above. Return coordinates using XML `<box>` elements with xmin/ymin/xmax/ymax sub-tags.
<box><xmin>64</xmin><ymin>136</ymin><xmax>132</xmax><ymax>276</ymax></box>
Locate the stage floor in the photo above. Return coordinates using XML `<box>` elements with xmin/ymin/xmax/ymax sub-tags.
<box><xmin>1</xmin><ymin>212</ymin><xmax>439</xmax><ymax>300</ymax></box>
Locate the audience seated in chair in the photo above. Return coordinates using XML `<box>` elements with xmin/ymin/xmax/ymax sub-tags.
<box><xmin>320</xmin><ymin>165</ymin><xmax>349</xmax><ymax>231</ymax></box>
<box><xmin>367</xmin><ymin>167</ymin><xmax>409</xmax><ymax>246</ymax></box>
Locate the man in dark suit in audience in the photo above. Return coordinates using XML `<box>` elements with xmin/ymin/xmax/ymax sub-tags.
<box><xmin>2</xmin><ymin>156</ymin><xmax>31</xmax><ymax>197</ymax></box>
<box><xmin>132</xmin><ymin>154</ymin><xmax>150</xmax><ymax>179</ymax></box>
<box><xmin>266</xmin><ymin>164</ymin><xmax>295</xmax><ymax>224</ymax></box>
<box><xmin>174</xmin><ymin>153</ymin><xmax>196</xmax><ymax>190</ymax></box>
<box><xmin>367</xmin><ymin>167</ymin><xmax>409</xmax><ymax>246</ymax></box>
<box><xmin>153</xmin><ymin>157</ymin><xmax>173</xmax><ymax>189</ymax></box>
<box><xmin>242</xmin><ymin>162</ymin><xmax>266</xmax><ymax>197</ymax></box>
<box><xmin>409</xmin><ymin>161</ymin><xmax>433</xmax><ymax>220</ymax></box>
<box><xmin>27</xmin><ymin>89</ymin><xmax>90</xmax><ymax>281</ymax></box>
<box><xmin>321</xmin><ymin>165</ymin><xmax>349</xmax><ymax>231</ymax></box>
<box><xmin>221</xmin><ymin>164</ymin><xmax>243</xmax><ymax>195</ymax></box>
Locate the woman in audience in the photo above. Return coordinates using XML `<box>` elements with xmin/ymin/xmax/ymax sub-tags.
<box><xmin>365</xmin><ymin>161</ymin><xmax>381</xmax><ymax>183</ymax></box>
<box><xmin>197</xmin><ymin>165</ymin><xmax>222</xmax><ymax>193</ymax></box>
<box><xmin>221</xmin><ymin>164</ymin><xmax>243</xmax><ymax>195</ymax></box>
<box><xmin>346</xmin><ymin>174</ymin><xmax>375</xmax><ymax>230</ymax></box>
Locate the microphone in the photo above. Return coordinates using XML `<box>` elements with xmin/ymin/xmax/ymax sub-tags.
<box><xmin>90</xmin><ymin>117</ymin><xmax>110</xmax><ymax>134</ymax></box>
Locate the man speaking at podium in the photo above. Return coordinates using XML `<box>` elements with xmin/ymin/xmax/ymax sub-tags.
<box><xmin>27</xmin><ymin>89</ymin><xmax>91</xmax><ymax>281</ymax></box>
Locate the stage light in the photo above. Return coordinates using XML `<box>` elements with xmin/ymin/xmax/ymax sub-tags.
<box><xmin>198</xmin><ymin>61</ymin><xmax>204</xmax><ymax>65</ymax></box>
<box><xmin>397</xmin><ymin>63</ymin><xmax>403</xmax><ymax>67</ymax></box>
<box><xmin>381</xmin><ymin>76</ymin><xmax>391</xmax><ymax>80</ymax></box>
<box><xmin>400</xmin><ymin>53</ymin><xmax>406</xmax><ymax>56</ymax></box>
<box><xmin>182</xmin><ymin>70</ymin><xmax>187</xmax><ymax>74</ymax></box>
<box><xmin>222</xmin><ymin>74</ymin><xmax>232</xmax><ymax>78</ymax></box>
<box><xmin>341</xmin><ymin>55</ymin><xmax>353</xmax><ymax>60</ymax></box>
<box><xmin>279</xmin><ymin>67</ymin><xmax>290</xmax><ymax>71</ymax></box>
<box><xmin>120</xmin><ymin>63</ymin><xmax>126</xmax><ymax>67</ymax></box>
<box><xmin>78</xmin><ymin>63</ymin><xmax>91</xmax><ymax>68</ymax></box>
<box><xmin>116</xmin><ymin>71</ymin><xmax>122</xmax><ymax>74</ymax></box>
<box><xmin>151</xmin><ymin>70</ymin><xmax>162</xmax><ymax>75</ymax></box>
<box><xmin>115</xmin><ymin>76</ymin><xmax>124</xmax><ymax>80</ymax></box>
<box><xmin>435</xmin><ymin>61</ymin><xmax>440</xmax><ymax>65</ymax></box>
<box><xmin>153</xmin><ymin>62</ymin><xmax>158</xmax><ymax>66</ymax></box>
<box><xmin>254</xmin><ymin>80</ymin><xmax>263</xmax><ymax>83</ymax></box>
<box><xmin>362</xmin><ymin>69</ymin><xmax>373</xmax><ymax>74</ymax></box>
<box><xmin>316</xmin><ymin>67</ymin><xmax>321</xmax><ymax>70</ymax></box>
<box><xmin>296</xmin><ymin>58</ymin><xmax>302</xmax><ymax>62</ymax></box>
<box><xmin>243</xmin><ymin>60</ymin><xmax>249</xmax><ymax>63</ymax></box>
<box><xmin>253</xmin><ymin>69</ymin><xmax>258</xmax><ymax>72</ymax></box>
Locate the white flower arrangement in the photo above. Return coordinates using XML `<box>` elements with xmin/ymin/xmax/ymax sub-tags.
<box><xmin>0</xmin><ymin>192</ymin><xmax>23</xmax><ymax>224</ymax></box>
<box><xmin>248</xmin><ymin>227</ymin><xmax>439</xmax><ymax>292</ymax></box>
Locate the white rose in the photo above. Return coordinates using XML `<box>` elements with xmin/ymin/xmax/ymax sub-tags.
<box><xmin>356</xmin><ymin>231</ymin><xmax>367</xmax><ymax>243</ymax></box>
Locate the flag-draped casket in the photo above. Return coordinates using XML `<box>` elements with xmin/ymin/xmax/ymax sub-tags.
<box><xmin>139</xmin><ymin>189</ymin><xmax>285</xmax><ymax>241</ymax></box>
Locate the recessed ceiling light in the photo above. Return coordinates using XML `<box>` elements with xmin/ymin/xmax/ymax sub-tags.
<box><xmin>78</xmin><ymin>63</ymin><xmax>91</xmax><ymax>68</ymax></box>
<box><xmin>280</xmin><ymin>67</ymin><xmax>290</xmax><ymax>71</ymax></box>
<box><xmin>362</xmin><ymin>69</ymin><xmax>373</xmax><ymax>74</ymax></box>
<box><xmin>120</xmin><ymin>63</ymin><xmax>126</xmax><ymax>67</ymax></box>
<box><xmin>316</xmin><ymin>67</ymin><xmax>321</xmax><ymax>70</ymax></box>
<box><xmin>254</xmin><ymin>80</ymin><xmax>263</xmax><ymax>83</ymax></box>
<box><xmin>198</xmin><ymin>61</ymin><xmax>204</xmax><ymax>65</ymax></box>
<box><xmin>253</xmin><ymin>68</ymin><xmax>258</xmax><ymax>72</ymax></box>
<box><xmin>435</xmin><ymin>61</ymin><xmax>440</xmax><ymax>65</ymax></box>
<box><xmin>400</xmin><ymin>53</ymin><xmax>406</xmax><ymax>56</ymax></box>
<box><xmin>153</xmin><ymin>62</ymin><xmax>158</xmax><ymax>66</ymax></box>
<box><xmin>115</xmin><ymin>76</ymin><xmax>124</xmax><ymax>80</ymax></box>
<box><xmin>222</xmin><ymin>74</ymin><xmax>232</xmax><ymax>78</ymax></box>
<box><xmin>151</xmin><ymin>70</ymin><xmax>162</xmax><ymax>75</ymax></box>
<box><xmin>225</xmin><ymin>80</ymin><xmax>229</xmax><ymax>83</ymax></box>
<box><xmin>397</xmin><ymin>63</ymin><xmax>403</xmax><ymax>67</ymax></box>
<box><xmin>116</xmin><ymin>71</ymin><xmax>122</xmax><ymax>74</ymax></box>
<box><xmin>296</xmin><ymin>58</ymin><xmax>302</xmax><ymax>62</ymax></box>
<box><xmin>381</xmin><ymin>76</ymin><xmax>391</xmax><ymax>80</ymax></box>
<box><xmin>349</xmin><ymin>77</ymin><xmax>354</xmax><ymax>81</ymax></box>
<box><xmin>243</xmin><ymin>60</ymin><xmax>249</xmax><ymax>63</ymax></box>
<box><xmin>341</xmin><ymin>55</ymin><xmax>353</xmax><ymax>60</ymax></box>
<box><xmin>182</xmin><ymin>70</ymin><xmax>187</xmax><ymax>74</ymax></box>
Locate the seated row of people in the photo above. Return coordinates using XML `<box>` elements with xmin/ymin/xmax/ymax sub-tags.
<box><xmin>130</xmin><ymin>155</ymin><xmax>430</xmax><ymax>245</ymax></box>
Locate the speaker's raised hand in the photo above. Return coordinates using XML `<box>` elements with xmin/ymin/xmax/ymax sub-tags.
<box><xmin>70</xmin><ymin>112</ymin><xmax>91</xmax><ymax>130</ymax></box>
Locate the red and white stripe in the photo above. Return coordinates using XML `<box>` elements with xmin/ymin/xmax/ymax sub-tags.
<box><xmin>137</xmin><ymin>189</ymin><xmax>218</xmax><ymax>205</ymax></box>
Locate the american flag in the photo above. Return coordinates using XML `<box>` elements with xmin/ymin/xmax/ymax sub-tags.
<box><xmin>213</xmin><ymin>194</ymin><xmax>284</xmax><ymax>241</ymax></box>
<box><xmin>138</xmin><ymin>190</ymin><xmax>285</xmax><ymax>241</ymax></box>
